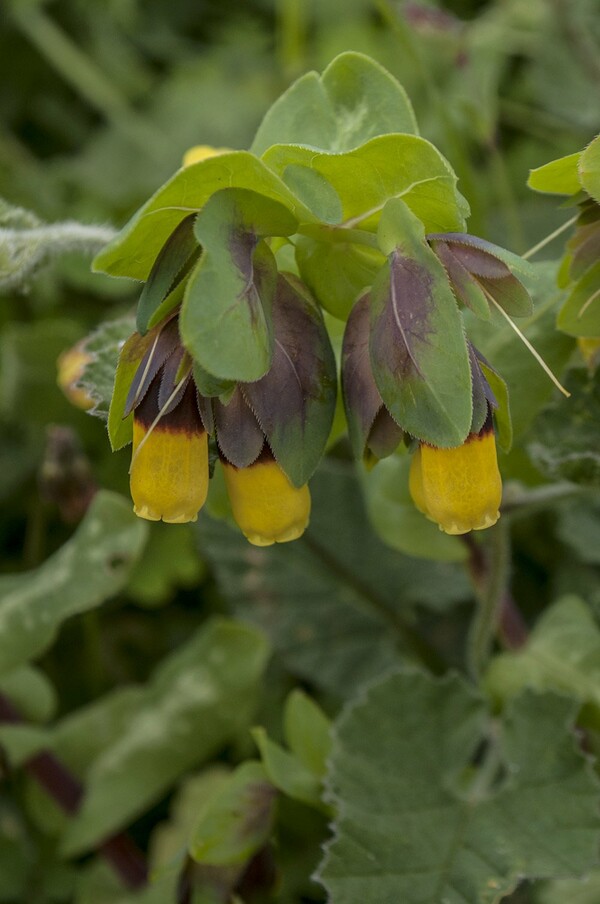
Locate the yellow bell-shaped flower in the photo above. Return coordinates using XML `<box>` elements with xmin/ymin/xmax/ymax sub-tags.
<box><xmin>222</xmin><ymin>455</ymin><xmax>311</xmax><ymax>547</ymax></box>
<box><xmin>409</xmin><ymin>421</ymin><xmax>502</xmax><ymax>535</ymax></box>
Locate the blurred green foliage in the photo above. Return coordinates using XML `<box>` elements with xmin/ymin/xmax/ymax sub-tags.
<box><xmin>1</xmin><ymin>1</ymin><xmax>600</xmax><ymax>902</ymax></box>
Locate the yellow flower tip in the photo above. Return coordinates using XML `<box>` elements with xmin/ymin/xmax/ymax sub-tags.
<box><xmin>130</xmin><ymin>420</ymin><xmax>209</xmax><ymax>525</ymax></box>
<box><xmin>222</xmin><ymin>459</ymin><xmax>311</xmax><ymax>546</ymax></box>
<box><xmin>409</xmin><ymin>426</ymin><xmax>502</xmax><ymax>536</ymax></box>
<box><xmin>57</xmin><ymin>342</ymin><xmax>95</xmax><ymax>410</ymax></box>
<box><xmin>182</xmin><ymin>145</ymin><xmax>232</xmax><ymax>167</ymax></box>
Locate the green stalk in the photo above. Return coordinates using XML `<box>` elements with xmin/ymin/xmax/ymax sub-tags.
<box><xmin>466</xmin><ymin>519</ymin><xmax>511</xmax><ymax>681</ymax></box>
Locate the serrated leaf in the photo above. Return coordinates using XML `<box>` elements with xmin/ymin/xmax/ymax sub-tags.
<box><xmin>242</xmin><ymin>273</ymin><xmax>337</xmax><ymax>486</ymax></box>
<box><xmin>320</xmin><ymin>671</ymin><xmax>600</xmax><ymax>904</ymax></box>
<box><xmin>0</xmin><ymin>492</ymin><xmax>147</xmax><ymax>677</ymax></box>
<box><xmin>479</xmin><ymin>362</ymin><xmax>512</xmax><ymax>452</ymax></box>
<box><xmin>485</xmin><ymin>596</ymin><xmax>600</xmax><ymax>709</ymax></box>
<box><xmin>189</xmin><ymin>761</ymin><xmax>276</xmax><ymax>867</ymax></box>
<box><xmin>107</xmin><ymin>327</ymin><xmax>154</xmax><ymax>450</ymax></box>
<box><xmin>198</xmin><ymin>463</ymin><xmax>470</xmax><ymax>698</ymax></box>
<box><xmin>557</xmin><ymin>260</ymin><xmax>600</xmax><ymax>337</ymax></box>
<box><xmin>370</xmin><ymin>200</ymin><xmax>472</xmax><ymax>447</ymax></box>
<box><xmin>295</xmin><ymin>234</ymin><xmax>384</xmax><ymax>320</ymax></box>
<box><xmin>61</xmin><ymin>619</ymin><xmax>270</xmax><ymax>856</ymax></box>
<box><xmin>528</xmin><ymin>367</ymin><xmax>600</xmax><ymax>486</ymax></box>
<box><xmin>528</xmin><ymin>152</ymin><xmax>582</xmax><ymax>195</ymax></box>
<box><xmin>578</xmin><ymin>135</ymin><xmax>600</xmax><ymax>206</ymax></box>
<box><xmin>136</xmin><ymin>214</ymin><xmax>200</xmax><ymax>335</ymax></box>
<box><xmin>263</xmin><ymin>133</ymin><xmax>468</xmax><ymax>233</ymax></box>
<box><xmin>181</xmin><ymin>189</ymin><xmax>297</xmax><ymax>382</ymax></box>
<box><xmin>93</xmin><ymin>152</ymin><xmax>313</xmax><ymax>282</ymax></box>
<box><xmin>77</xmin><ymin>316</ymin><xmax>136</xmax><ymax>423</ymax></box>
<box><xmin>251</xmin><ymin>52</ymin><xmax>417</xmax><ymax>157</ymax></box>
<box><xmin>341</xmin><ymin>293</ymin><xmax>386</xmax><ymax>459</ymax></box>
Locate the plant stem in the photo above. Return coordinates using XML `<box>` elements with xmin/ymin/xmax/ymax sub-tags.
<box><xmin>465</xmin><ymin>521</ymin><xmax>514</xmax><ymax>679</ymax></box>
<box><xmin>521</xmin><ymin>214</ymin><xmax>578</xmax><ymax>261</ymax></box>
<box><xmin>276</xmin><ymin>0</ymin><xmax>308</xmax><ymax>80</ymax></box>
<box><xmin>0</xmin><ymin>693</ymin><xmax>148</xmax><ymax>889</ymax></box>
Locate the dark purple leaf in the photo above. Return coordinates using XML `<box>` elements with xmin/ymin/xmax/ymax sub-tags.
<box><xmin>430</xmin><ymin>241</ymin><xmax>490</xmax><ymax>319</ymax></box>
<box><xmin>124</xmin><ymin>318</ymin><xmax>181</xmax><ymax>416</ymax></box>
<box><xmin>214</xmin><ymin>388</ymin><xmax>265</xmax><ymax>468</ymax></box>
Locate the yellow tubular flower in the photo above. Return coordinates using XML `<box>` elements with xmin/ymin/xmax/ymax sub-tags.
<box><xmin>57</xmin><ymin>342</ymin><xmax>94</xmax><ymax>410</ymax></box>
<box><xmin>130</xmin><ymin>379</ymin><xmax>209</xmax><ymax>524</ymax></box>
<box><xmin>222</xmin><ymin>455</ymin><xmax>311</xmax><ymax>547</ymax></box>
<box><xmin>409</xmin><ymin>420</ymin><xmax>502</xmax><ymax>535</ymax></box>
<box><xmin>182</xmin><ymin>145</ymin><xmax>231</xmax><ymax>167</ymax></box>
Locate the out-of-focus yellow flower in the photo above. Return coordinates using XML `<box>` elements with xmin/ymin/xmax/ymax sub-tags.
<box><xmin>222</xmin><ymin>455</ymin><xmax>311</xmax><ymax>546</ymax></box>
<box><xmin>577</xmin><ymin>336</ymin><xmax>600</xmax><ymax>371</ymax></box>
<box><xmin>409</xmin><ymin>420</ymin><xmax>502</xmax><ymax>535</ymax></box>
<box><xmin>182</xmin><ymin>145</ymin><xmax>232</xmax><ymax>167</ymax></box>
<box><xmin>57</xmin><ymin>341</ymin><xmax>94</xmax><ymax>410</ymax></box>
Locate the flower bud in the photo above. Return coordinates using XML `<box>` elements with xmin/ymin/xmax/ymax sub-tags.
<box><xmin>57</xmin><ymin>341</ymin><xmax>94</xmax><ymax>410</ymax></box>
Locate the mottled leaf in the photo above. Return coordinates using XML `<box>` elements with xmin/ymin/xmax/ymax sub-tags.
<box><xmin>181</xmin><ymin>188</ymin><xmax>297</xmax><ymax>382</ymax></box>
<box><xmin>93</xmin><ymin>152</ymin><xmax>313</xmax><ymax>281</ymax></box>
<box><xmin>370</xmin><ymin>200</ymin><xmax>472</xmax><ymax>447</ymax></box>
<box><xmin>61</xmin><ymin>619</ymin><xmax>270</xmax><ymax>856</ymax></box>
<box><xmin>0</xmin><ymin>493</ymin><xmax>147</xmax><ymax>677</ymax></box>
<box><xmin>263</xmin><ymin>133</ymin><xmax>469</xmax><ymax>233</ymax></box>
<box><xmin>320</xmin><ymin>671</ymin><xmax>600</xmax><ymax>904</ymax></box>
<box><xmin>242</xmin><ymin>273</ymin><xmax>337</xmax><ymax>486</ymax></box>
<box><xmin>251</xmin><ymin>51</ymin><xmax>417</xmax><ymax>157</ymax></box>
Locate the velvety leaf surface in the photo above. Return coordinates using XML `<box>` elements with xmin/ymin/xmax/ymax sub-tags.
<box><xmin>251</xmin><ymin>51</ymin><xmax>417</xmax><ymax>156</ymax></box>
<box><xmin>528</xmin><ymin>367</ymin><xmax>600</xmax><ymax>486</ymax></box>
<box><xmin>93</xmin><ymin>152</ymin><xmax>313</xmax><ymax>281</ymax></box>
<box><xmin>197</xmin><ymin>464</ymin><xmax>470</xmax><ymax>698</ymax></box>
<box><xmin>0</xmin><ymin>492</ymin><xmax>147</xmax><ymax>677</ymax></box>
<box><xmin>242</xmin><ymin>273</ymin><xmax>337</xmax><ymax>486</ymax></box>
<box><xmin>263</xmin><ymin>133</ymin><xmax>469</xmax><ymax>233</ymax></box>
<box><xmin>181</xmin><ymin>188</ymin><xmax>297</xmax><ymax>381</ymax></box>
<box><xmin>61</xmin><ymin>619</ymin><xmax>270</xmax><ymax>856</ymax></box>
<box><xmin>320</xmin><ymin>671</ymin><xmax>600</xmax><ymax>904</ymax></box>
<box><xmin>370</xmin><ymin>200</ymin><xmax>472</xmax><ymax>447</ymax></box>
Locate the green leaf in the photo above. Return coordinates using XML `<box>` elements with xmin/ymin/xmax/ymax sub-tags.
<box><xmin>198</xmin><ymin>463</ymin><xmax>470</xmax><ymax>698</ymax></box>
<box><xmin>0</xmin><ymin>492</ymin><xmax>147</xmax><ymax>677</ymax></box>
<box><xmin>295</xmin><ymin>234</ymin><xmax>384</xmax><ymax>320</ymax></box>
<box><xmin>557</xmin><ymin>260</ymin><xmax>600</xmax><ymax>336</ymax></box>
<box><xmin>283</xmin><ymin>690</ymin><xmax>331</xmax><ymax>778</ymax></box>
<box><xmin>189</xmin><ymin>761</ymin><xmax>276</xmax><ymax>867</ymax></box>
<box><xmin>0</xmin><ymin>665</ymin><xmax>57</xmax><ymax>723</ymax></box>
<box><xmin>361</xmin><ymin>455</ymin><xmax>468</xmax><ymax>564</ymax></box>
<box><xmin>136</xmin><ymin>214</ymin><xmax>200</xmax><ymax>335</ymax></box>
<box><xmin>370</xmin><ymin>200</ymin><xmax>472</xmax><ymax>447</ymax></box>
<box><xmin>93</xmin><ymin>151</ymin><xmax>313</xmax><ymax>281</ymax></box>
<box><xmin>107</xmin><ymin>326</ymin><xmax>152</xmax><ymax>450</ymax></box>
<box><xmin>252</xmin><ymin>727</ymin><xmax>324</xmax><ymax>810</ymax></box>
<box><xmin>578</xmin><ymin>135</ymin><xmax>600</xmax><ymax>206</ymax></box>
<box><xmin>77</xmin><ymin>316</ymin><xmax>136</xmax><ymax>420</ymax></box>
<box><xmin>241</xmin><ymin>273</ymin><xmax>337</xmax><ymax>486</ymax></box>
<box><xmin>263</xmin><ymin>133</ymin><xmax>469</xmax><ymax>233</ymax></box>
<box><xmin>320</xmin><ymin>670</ymin><xmax>600</xmax><ymax>904</ymax></box>
<box><xmin>537</xmin><ymin>870</ymin><xmax>600</xmax><ymax>904</ymax></box>
<box><xmin>485</xmin><ymin>596</ymin><xmax>600</xmax><ymax>710</ymax></box>
<box><xmin>125</xmin><ymin>522</ymin><xmax>205</xmax><ymax>607</ymax></box>
<box><xmin>251</xmin><ymin>52</ymin><xmax>417</xmax><ymax>157</ymax></box>
<box><xmin>479</xmin><ymin>362</ymin><xmax>512</xmax><ymax>452</ymax></box>
<box><xmin>528</xmin><ymin>367</ymin><xmax>600</xmax><ymax>486</ymax></box>
<box><xmin>61</xmin><ymin>619</ymin><xmax>270</xmax><ymax>856</ymax></box>
<box><xmin>181</xmin><ymin>188</ymin><xmax>297</xmax><ymax>382</ymax></box>
<box><xmin>528</xmin><ymin>152</ymin><xmax>582</xmax><ymax>195</ymax></box>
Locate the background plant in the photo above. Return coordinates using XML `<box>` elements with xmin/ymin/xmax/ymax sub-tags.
<box><xmin>1</xmin><ymin>1</ymin><xmax>600</xmax><ymax>903</ymax></box>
